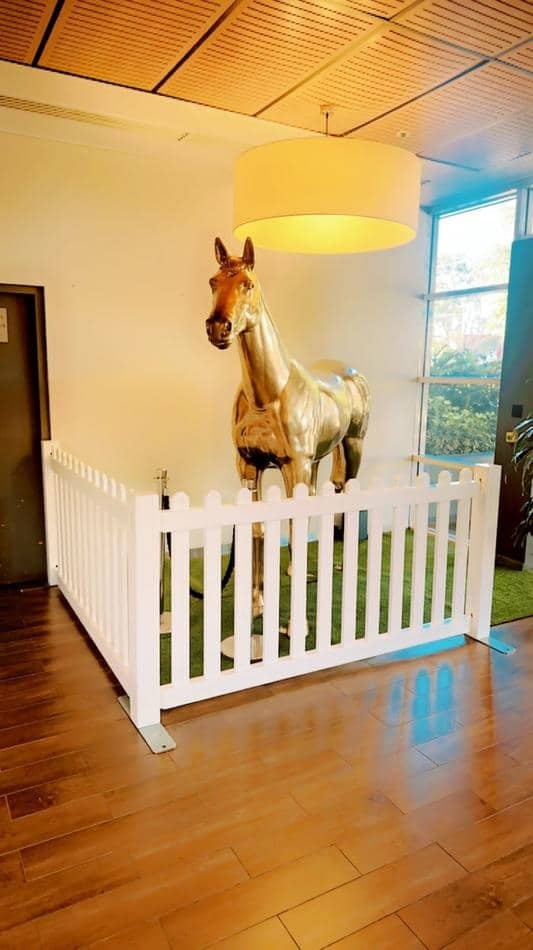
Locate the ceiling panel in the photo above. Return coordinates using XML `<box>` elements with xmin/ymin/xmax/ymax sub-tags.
<box><xmin>38</xmin><ymin>0</ymin><xmax>237</xmax><ymax>90</ymax></box>
<box><xmin>395</xmin><ymin>0</ymin><xmax>533</xmax><ymax>56</ymax></box>
<box><xmin>342</xmin><ymin>0</ymin><xmax>413</xmax><ymax>14</ymax></box>
<box><xmin>432</xmin><ymin>107</ymin><xmax>533</xmax><ymax>168</ymax></box>
<box><xmin>0</xmin><ymin>0</ymin><xmax>56</xmax><ymax>63</ymax></box>
<box><xmin>263</xmin><ymin>26</ymin><xmax>479</xmax><ymax>134</ymax></box>
<box><xmin>499</xmin><ymin>39</ymin><xmax>533</xmax><ymax>71</ymax></box>
<box><xmin>160</xmin><ymin>0</ymin><xmax>380</xmax><ymax>115</ymax></box>
<box><xmin>349</xmin><ymin>61</ymin><xmax>533</xmax><ymax>156</ymax></box>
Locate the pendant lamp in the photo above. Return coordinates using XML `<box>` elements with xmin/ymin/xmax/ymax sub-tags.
<box><xmin>233</xmin><ymin>136</ymin><xmax>421</xmax><ymax>254</ymax></box>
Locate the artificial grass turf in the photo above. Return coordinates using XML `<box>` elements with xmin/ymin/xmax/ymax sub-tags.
<box><xmin>160</xmin><ymin>530</ymin><xmax>533</xmax><ymax>684</ymax></box>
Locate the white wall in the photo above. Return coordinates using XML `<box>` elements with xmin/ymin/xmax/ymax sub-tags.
<box><xmin>0</xmin><ymin>130</ymin><xmax>429</xmax><ymax>500</ymax></box>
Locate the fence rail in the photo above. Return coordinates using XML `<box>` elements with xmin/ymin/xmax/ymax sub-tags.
<box><xmin>42</xmin><ymin>441</ymin><xmax>502</xmax><ymax>749</ymax></box>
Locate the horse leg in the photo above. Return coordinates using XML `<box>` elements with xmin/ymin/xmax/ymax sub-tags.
<box><xmin>281</xmin><ymin>457</ymin><xmax>314</xmax><ymax>575</ymax></box>
<box><xmin>330</xmin><ymin>443</ymin><xmax>346</xmax><ymax>492</ymax></box>
<box><xmin>310</xmin><ymin>461</ymin><xmax>319</xmax><ymax>495</ymax></box>
<box><xmin>281</xmin><ymin>458</ymin><xmax>313</xmax><ymax>637</ymax></box>
<box><xmin>236</xmin><ymin>457</ymin><xmax>264</xmax><ymax>617</ymax></box>
<box><xmin>342</xmin><ymin>435</ymin><xmax>364</xmax><ymax>482</ymax></box>
<box><xmin>251</xmin><ymin>471</ymin><xmax>265</xmax><ymax>618</ymax></box>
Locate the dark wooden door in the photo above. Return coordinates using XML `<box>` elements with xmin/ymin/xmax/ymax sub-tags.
<box><xmin>494</xmin><ymin>237</ymin><xmax>533</xmax><ymax>568</ymax></box>
<box><xmin>0</xmin><ymin>290</ymin><xmax>48</xmax><ymax>585</ymax></box>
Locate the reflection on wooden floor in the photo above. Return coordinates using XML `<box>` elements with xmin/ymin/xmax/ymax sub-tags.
<box><xmin>0</xmin><ymin>586</ymin><xmax>532</xmax><ymax>949</ymax></box>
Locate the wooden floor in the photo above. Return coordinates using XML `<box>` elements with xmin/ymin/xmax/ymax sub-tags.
<box><xmin>0</xmin><ymin>588</ymin><xmax>532</xmax><ymax>949</ymax></box>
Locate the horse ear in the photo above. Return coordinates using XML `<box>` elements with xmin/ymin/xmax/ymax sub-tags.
<box><xmin>242</xmin><ymin>236</ymin><xmax>255</xmax><ymax>270</ymax></box>
<box><xmin>214</xmin><ymin>237</ymin><xmax>229</xmax><ymax>265</ymax></box>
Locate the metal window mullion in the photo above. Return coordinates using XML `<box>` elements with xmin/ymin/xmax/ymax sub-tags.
<box><xmin>416</xmin><ymin>213</ymin><xmax>438</xmax><ymax>477</ymax></box>
<box><xmin>412</xmin><ymin>455</ymin><xmax>475</xmax><ymax>471</ymax></box>
<box><xmin>428</xmin><ymin>189</ymin><xmax>517</xmax><ymax>219</ymax></box>
<box><xmin>423</xmin><ymin>282</ymin><xmax>508</xmax><ymax>302</ymax></box>
<box><xmin>418</xmin><ymin>376</ymin><xmax>501</xmax><ymax>387</ymax></box>
<box><xmin>515</xmin><ymin>185</ymin><xmax>531</xmax><ymax>238</ymax></box>
<box><xmin>526</xmin><ymin>187</ymin><xmax>533</xmax><ymax>235</ymax></box>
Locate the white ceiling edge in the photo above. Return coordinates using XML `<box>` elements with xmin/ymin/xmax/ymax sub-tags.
<box><xmin>0</xmin><ymin>61</ymin><xmax>312</xmax><ymax>151</ymax></box>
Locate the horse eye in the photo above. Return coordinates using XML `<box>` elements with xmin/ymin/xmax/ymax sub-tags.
<box><xmin>209</xmin><ymin>278</ymin><xmax>216</xmax><ymax>289</ymax></box>
<box><xmin>243</xmin><ymin>280</ymin><xmax>253</xmax><ymax>292</ymax></box>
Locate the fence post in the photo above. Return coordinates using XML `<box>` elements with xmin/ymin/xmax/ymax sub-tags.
<box><xmin>41</xmin><ymin>440</ymin><xmax>59</xmax><ymax>586</ymax></box>
<box><xmin>465</xmin><ymin>464</ymin><xmax>512</xmax><ymax>652</ymax></box>
<box><xmin>120</xmin><ymin>492</ymin><xmax>176</xmax><ymax>753</ymax></box>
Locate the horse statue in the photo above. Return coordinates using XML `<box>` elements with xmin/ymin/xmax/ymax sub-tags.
<box><xmin>206</xmin><ymin>236</ymin><xmax>370</xmax><ymax>618</ymax></box>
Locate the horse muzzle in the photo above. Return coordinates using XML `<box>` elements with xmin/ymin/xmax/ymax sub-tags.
<box><xmin>206</xmin><ymin>316</ymin><xmax>233</xmax><ymax>349</ymax></box>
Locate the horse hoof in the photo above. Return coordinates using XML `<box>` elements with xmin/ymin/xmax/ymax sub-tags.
<box><xmin>252</xmin><ymin>591</ymin><xmax>264</xmax><ymax>618</ymax></box>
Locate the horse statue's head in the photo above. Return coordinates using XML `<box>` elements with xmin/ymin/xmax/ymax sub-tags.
<box><xmin>206</xmin><ymin>236</ymin><xmax>261</xmax><ymax>349</ymax></box>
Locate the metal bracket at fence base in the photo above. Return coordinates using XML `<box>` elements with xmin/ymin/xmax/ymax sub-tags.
<box><xmin>117</xmin><ymin>695</ymin><xmax>176</xmax><ymax>753</ymax></box>
<box><xmin>465</xmin><ymin>633</ymin><xmax>516</xmax><ymax>655</ymax></box>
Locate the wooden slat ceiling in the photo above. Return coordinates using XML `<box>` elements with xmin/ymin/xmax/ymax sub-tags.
<box><xmin>159</xmin><ymin>1</ymin><xmax>382</xmax><ymax>115</ymax></box>
<box><xmin>0</xmin><ymin>0</ymin><xmax>532</xmax><ymax>187</ymax></box>
<box><xmin>349</xmin><ymin>61</ymin><xmax>533</xmax><ymax>155</ymax></box>
<box><xmin>262</xmin><ymin>25</ymin><xmax>479</xmax><ymax>134</ymax></box>
<box><xmin>434</xmin><ymin>107</ymin><xmax>533</xmax><ymax>168</ymax></box>
<box><xmin>395</xmin><ymin>0</ymin><xmax>533</xmax><ymax>56</ymax></box>
<box><xmin>0</xmin><ymin>0</ymin><xmax>57</xmax><ymax>63</ymax></box>
<box><xmin>500</xmin><ymin>38</ymin><xmax>533</xmax><ymax>70</ymax></box>
<box><xmin>39</xmin><ymin>0</ymin><xmax>238</xmax><ymax>90</ymax></box>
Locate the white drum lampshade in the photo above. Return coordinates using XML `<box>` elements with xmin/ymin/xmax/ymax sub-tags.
<box><xmin>234</xmin><ymin>138</ymin><xmax>421</xmax><ymax>254</ymax></box>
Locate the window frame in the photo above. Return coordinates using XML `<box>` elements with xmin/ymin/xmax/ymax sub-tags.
<box><xmin>414</xmin><ymin>186</ymin><xmax>532</xmax><ymax>473</ymax></box>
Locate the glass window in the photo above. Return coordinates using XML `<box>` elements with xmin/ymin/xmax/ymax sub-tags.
<box><xmin>418</xmin><ymin>193</ymin><xmax>522</xmax><ymax>481</ymax></box>
<box><xmin>429</xmin><ymin>290</ymin><xmax>507</xmax><ymax>378</ymax></box>
<box><xmin>434</xmin><ymin>197</ymin><xmax>516</xmax><ymax>292</ymax></box>
<box><xmin>425</xmin><ymin>383</ymin><xmax>498</xmax><ymax>461</ymax></box>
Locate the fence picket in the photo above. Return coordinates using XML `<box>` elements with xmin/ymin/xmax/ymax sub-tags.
<box><xmin>341</xmin><ymin>479</ymin><xmax>360</xmax><ymax>644</ymax></box>
<box><xmin>170</xmin><ymin>492</ymin><xmax>191</xmax><ymax>684</ymax></box>
<box><xmin>452</xmin><ymin>469</ymin><xmax>473</xmax><ymax>621</ymax></box>
<box><xmin>66</xmin><ymin>471</ymin><xmax>75</xmax><ymax>593</ymax></box>
<box><xmin>388</xmin><ymin>484</ymin><xmax>408</xmax><ymax>634</ymax></box>
<box><xmin>56</xmin><ymin>469</ymin><xmax>65</xmax><ymax>582</ymax></box>
<box><xmin>466</xmin><ymin>465</ymin><xmax>501</xmax><ymax>640</ymax></box>
<box><xmin>108</xmin><ymin>479</ymin><xmax>120</xmax><ymax>651</ymax></box>
<box><xmin>60</xmin><ymin>458</ymin><xmax>71</xmax><ymax>589</ymax></box>
<box><xmin>86</xmin><ymin>468</ymin><xmax>96</xmax><ymax>624</ymax></box>
<box><xmin>289</xmin><ymin>483</ymin><xmax>309</xmax><ymax>659</ymax></box>
<box><xmin>71</xmin><ymin>459</ymin><xmax>80</xmax><ymax>601</ymax></box>
<box><xmin>432</xmin><ymin>471</ymin><xmax>451</xmax><ymax>624</ymax></box>
<box><xmin>93</xmin><ymin>470</ymin><xmax>104</xmax><ymax>633</ymax></box>
<box><xmin>410</xmin><ymin>472</ymin><xmax>430</xmax><ymax>629</ymax></box>
<box><xmin>101</xmin><ymin>474</ymin><xmax>112</xmax><ymax>645</ymax></box>
<box><xmin>118</xmin><ymin>521</ymin><xmax>129</xmax><ymax>664</ymax></box>
<box><xmin>128</xmin><ymin>493</ymin><xmax>160</xmax><ymax>728</ymax></box>
<box><xmin>77</xmin><ymin>462</ymin><xmax>87</xmax><ymax>611</ymax></box>
<box><xmin>203</xmin><ymin>491</ymin><xmax>222</xmax><ymax>680</ymax></box>
<box><xmin>263</xmin><ymin>484</ymin><xmax>281</xmax><ymax>665</ymax></box>
<box><xmin>365</xmin><ymin>482</ymin><xmax>384</xmax><ymax>641</ymax></box>
<box><xmin>234</xmin><ymin>487</ymin><xmax>253</xmax><ymax>672</ymax></box>
<box><xmin>316</xmin><ymin>482</ymin><xmax>335</xmax><ymax>652</ymax></box>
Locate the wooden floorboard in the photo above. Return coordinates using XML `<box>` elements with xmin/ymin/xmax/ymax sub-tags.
<box><xmin>0</xmin><ymin>586</ymin><xmax>531</xmax><ymax>948</ymax></box>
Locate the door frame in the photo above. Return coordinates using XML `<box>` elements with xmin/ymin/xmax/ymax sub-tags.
<box><xmin>0</xmin><ymin>284</ymin><xmax>50</xmax><ymax>441</ymax></box>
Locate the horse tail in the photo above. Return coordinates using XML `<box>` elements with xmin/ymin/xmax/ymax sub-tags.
<box><xmin>342</xmin><ymin>368</ymin><xmax>370</xmax><ymax>439</ymax></box>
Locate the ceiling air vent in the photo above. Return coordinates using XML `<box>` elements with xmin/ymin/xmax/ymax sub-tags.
<box><xmin>0</xmin><ymin>95</ymin><xmax>189</xmax><ymax>140</ymax></box>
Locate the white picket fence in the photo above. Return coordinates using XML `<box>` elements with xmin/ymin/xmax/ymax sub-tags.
<box><xmin>42</xmin><ymin>441</ymin><xmax>501</xmax><ymax>743</ymax></box>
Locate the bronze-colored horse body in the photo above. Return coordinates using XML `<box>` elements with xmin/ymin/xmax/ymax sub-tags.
<box><xmin>206</xmin><ymin>236</ymin><xmax>370</xmax><ymax>613</ymax></box>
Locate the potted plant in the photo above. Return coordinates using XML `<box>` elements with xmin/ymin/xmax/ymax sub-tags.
<box><xmin>512</xmin><ymin>415</ymin><xmax>533</xmax><ymax>546</ymax></box>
